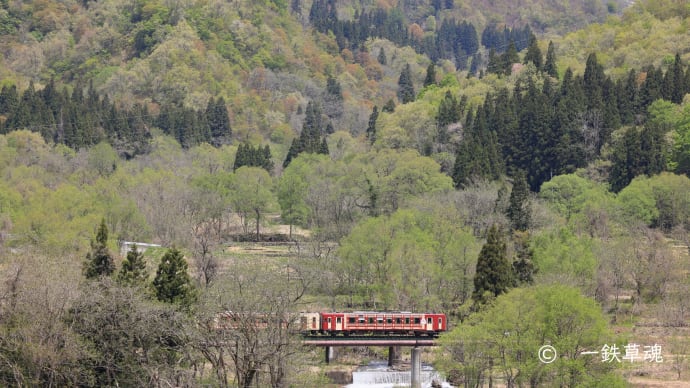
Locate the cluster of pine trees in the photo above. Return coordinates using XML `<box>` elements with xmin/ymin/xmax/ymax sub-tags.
<box><xmin>0</xmin><ymin>80</ymin><xmax>231</xmax><ymax>154</ymax></box>
<box><xmin>283</xmin><ymin>101</ymin><xmax>330</xmax><ymax>167</ymax></box>
<box><xmin>0</xmin><ymin>80</ymin><xmax>151</xmax><ymax>157</ymax></box>
<box><xmin>308</xmin><ymin>1</ymin><xmax>483</xmax><ymax>69</ymax></box>
<box><xmin>233</xmin><ymin>143</ymin><xmax>274</xmax><ymax>173</ymax></box>
<box><xmin>155</xmin><ymin>97</ymin><xmax>231</xmax><ymax>149</ymax></box>
<box><xmin>450</xmin><ymin>53</ymin><xmax>690</xmax><ymax>192</ymax></box>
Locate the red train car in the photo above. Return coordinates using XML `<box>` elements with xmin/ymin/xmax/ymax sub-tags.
<box><xmin>303</xmin><ymin>311</ymin><xmax>446</xmax><ymax>336</ymax></box>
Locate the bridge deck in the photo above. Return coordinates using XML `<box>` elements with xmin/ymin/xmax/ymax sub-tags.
<box><xmin>301</xmin><ymin>335</ymin><xmax>437</xmax><ymax>347</ymax></box>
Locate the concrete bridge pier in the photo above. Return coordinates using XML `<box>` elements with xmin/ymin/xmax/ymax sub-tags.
<box><xmin>325</xmin><ymin>346</ymin><xmax>335</xmax><ymax>364</ymax></box>
<box><xmin>387</xmin><ymin>346</ymin><xmax>401</xmax><ymax>367</ymax></box>
<box><xmin>411</xmin><ymin>346</ymin><xmax>421</xmax><ymax>388</ymax></box>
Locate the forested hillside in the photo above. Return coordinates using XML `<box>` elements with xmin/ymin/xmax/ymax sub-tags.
<box><xmin>1</xmin><ymin>0</ymin><xmax>690</xmax><ymax>386</ymax></box>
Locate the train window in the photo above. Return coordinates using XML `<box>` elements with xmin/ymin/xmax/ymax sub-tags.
<box><xmin>405</xmin><ymin>318</ymin><xmax>410</xmax><ymax>324</ymax></box>
<box><xmin>349</xmin><ymin>317</ymin><xmax>356</xmax><ymax>324</ymax></box>
<box><xmin>427</xmin><ymin>317</ymin><xmax>432</xmax><ymax>324</ymax></box>
<box><xmin>387</xmin><ymin>318</ymin><xmax>393</xmax><ymax>324</ymax></box>
<box><xmin>336</xmin><ymin>317</ymin><xmax>341</xmax><ymax>324</ymax></box>
<box><xmin>414</xmin><ymin>318</ymin><xmax>421</xmax><ymax>324</ymax></box>
<box><xmin>377</xmin><ymin>318</ymin><xmax>383</xmax><ymax>323</ymax></box>
<box><xmin>327</xmin><ymin>318</ymin><xmax>331</xmax><ymax>323</ymax></box>
<box><xmin>358</xmin><ymin>317</ymin><xmax>365</xmax><ymax>323</ymax></box>
<box><xmin>396</xmin><ymin>318</ymin><xmax>401</xmax><ymax>324</ymax></box>
<box><xmin>438</xmin><ymin>318</ymin><xmax>442</xmax><ymax>326</ymax></box>
<box><xmin>368</xmin><ymin>317</ymin><xmax>374</xmax><ymax>324</ymax></box>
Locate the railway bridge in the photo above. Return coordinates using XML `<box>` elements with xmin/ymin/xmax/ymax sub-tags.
<box><xmin>302</xmin><ymin>336</ymin><xmax>438</xmax><ymax>388</ymax></box>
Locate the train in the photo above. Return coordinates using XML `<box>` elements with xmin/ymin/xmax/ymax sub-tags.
<box><xmin>300</xmin><ymin>311</ymin><xmax>447</xmax><ymax>336</ymax></box>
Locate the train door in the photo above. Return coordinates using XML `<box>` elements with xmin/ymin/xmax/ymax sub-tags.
<box><xmin>426</xmin><ymin>316</ymin><xmax>433</xmax><ymax>331</ymax></box>
<box><xmin>335</xmin><ymin>315</ymin><xmax>343</xmax><ymax>331</ymax></box>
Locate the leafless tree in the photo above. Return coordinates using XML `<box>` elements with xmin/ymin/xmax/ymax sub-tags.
<box><xmin>194</xmin><ymin>260</ymin><xmax>308</xmax><ymax>388</ymax></box>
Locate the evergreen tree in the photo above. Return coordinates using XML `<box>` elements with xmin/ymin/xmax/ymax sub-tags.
<box><xmin>382</xmin><ymin>99</ymin><xmax>396</xmax><ymax>113</ymax></box>
<box><xmin>153</xmin><ymin>248</ymin><xmax>196</xmax><ymax>306</ymax></box>
<box><xmin>283</xmin><ymin>101</ymin><xmax>329</xmax><ymax>167</ymax></box>
<box><xmin>117</xmin><ymin>244</ymin><xmax>149</xmax><ymax>287</ymax></box>
<box><xmin>472</xmin><ymin>225</ymin><xmax>511</xmax><ymax>304</ymax></box>
<box><xmin>397</xmin><ymin>63</ymin><xmax>415</xmax><ymax>103</ymax></box>
<box><xmin>366</xmin><ymin>105</ymin><xmax>379</xmax><ymax>144</ymax></box>
<box><xmin>235</xmin><ymin>143</ymin><xmax>274</xmax><ymax>173</ymax></box>
<box><xmin>523</xmin><ymin>33</ymin><xmax>543</xmax><ymax>69</ymax></box>
<box><xmin>424</xmin><ymin>63</ymin><xmax>437</xmax><ymax>87</ymax></box>
<box><xmin>437</xmin><ymin>91</ymin><xmax>461</xmax><ymax>127</ymax></box>
<box><xmin>511</xmin><ymin>231</ymin><xmax>536</xmax><ymax>285</ymax></box>
<box><xmin>206</xmin><ymin>97</ymin><xmax>231</xmax><ymax>147</ymax></box>
<box><xmin>83</xmin><ymin>219</ymin><xmax>116</xmax><ymax>279</ymax></box>
<box><xmin>544</xmin><ymin>41</ymin><xmax>558</xmax><ymax>78</ymax></box>
<box><xmin>506</xmin><ymin>170</ymin><xmax>531</xmax><ymax>231</ymax></box>
<box><xmin>378</xmin><ymin>47</ymin><xmax>387</xmax><ymax>65</ymax></box>
<box><xmin>486</xmin><ymin>48</ymin><xmax>502</xmax><ymax>75</ymax></box>
<box><xmin>501</xmin><ymin>40</ymin><xmax>519</xmax><ymax>75</ymax></box>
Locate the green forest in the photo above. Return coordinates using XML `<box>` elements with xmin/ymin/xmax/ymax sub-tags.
<box><xmin>1</xmin><ymin>0</ymin><xmax>690</xmax><ymax>386</ymax></box>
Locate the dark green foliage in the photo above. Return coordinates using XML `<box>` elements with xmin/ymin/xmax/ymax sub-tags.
<box><xmin>544</xmin><ymin>41</ymin><xmax>558</xmax><ymax>78</ymax></box>
<box><xmin>378</xmin><ymin>47</ymin><xmax>387</xmax><ymax>65</ymax></box>
<box><xmin>501</xmin><ymin>40</ymin><xmax>520</xmax><ymax>74</ymax></box>
<box><xmin>366</xmin><ymin>105</ymin><xmax>379</xmax><ymax>144</ymax></box>
<box><xmin>206</xmin><ymin>96</ymin><xmax>231</xmax><ymax>147</ymax></box>
<box><xmin>473</xmin><ymin>225</ymin><xmax>512</xmax><ymax>304</ymax></box>
<box><xmin>424</xmin><ymin>63</ymin><xmax>436</xmax><ymax>87</ymax></box>
<box><xmin>481</xmin><ymin>24</ymin><xmax>532</xmax><ymax>52</ymax></box>
<box><xmin>326</xmin><ymin>75</ymin><xmax>343</xmax><ymax>100</ymax></box>
<box><xmin>437</xmin><ymin>91</ymin><xmax>462</xmax><ymax>128</ymax></box>
<box><xmin>234</xmin><ymin>143</ymin><xmax>275</xmax><ymax>173</ymax></box>
<box><xmin>84</xmin><ymin>219</ymin><xmax>116</xmax><ymax>279</ymax></box>
<box><xmin>511</xmin><ymin>231</ymin><xmax>536</xmax><ymax>285</ymax></box>
<box><xmin>609</xmin><ymin>123</ymin><xmax>668</xmax><ymax>192</ymax></box>
<box><xmin>1</xmin><ymin>80</ymin><xmax>150</xmax><ymax>155</ymax></box>
<box><xmin>507</xmin><ymin>170</ymin><xmax>531</xmax><ymax>231</ymax></box>
<box><xmin>397</xmin><ymin>63</ymin><xmax>415</xmax><ymax>104</ymax></box>
<box><xmin>117</xmin><ymin>244</ymin><xmax>149</xmax><ymax>287</ymax></box>
<box><xmin>153</xmin><ymin>248</ymin><xmax>197</xmax><ymax>306</ymax></box>
<box><xmin>523</xmin><ymin>33</ymin><xmax>542</xmax><ymax>69</ymax></box>
<box><xmin>157</xmin><ymin>102</ymin><xmax>211</xmax><ymax>148</ymax></box>
<box><xmin>382</xmin><ymin>98</ymin><xmax>396</xmax><ymax>113</ymax></box>
<box><xmin>452</xmin><ymin>106</ymin><xmax>503</xmax><ymax>188</ymax></box>
<box><xmin>283</xmin><ymin>101</ymin><xmax>329</xmax><ymax>167</ymax></box>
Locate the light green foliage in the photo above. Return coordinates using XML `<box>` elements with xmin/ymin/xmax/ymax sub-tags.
<box><xmin>540</xmin><ymin>173</ymin><xmax>601</xmax><ymax>220</ymax></box>
<box><xmin>616</xmin><ymin>176</ymin><xmax>659</xmax><ymax>225</ymax></box>
<box><xmin>337</xmin><ymin>205</ymin><xmax>479</xmax><ymax>311</ymax></box>
<box><xmin>438</xmin><ymin>285</ymin><xmax>622</xmax><ymax>388</ymax></box>
<box><xmin>229</xmin><ymin>166</ymin><xmax>276</xmax><ymax>239</ymax></box>
<box><xmin>87</xmin><ymin>142</ymin><xmax>119</xmax><ymax>178</ymax></box>
<box><xmin>618</xmin><ymin>173</ymin><xmax>690</xmax><ymax>231</ymax></box>
<box><xmin>276</xmin><ymin>164</ymin><xmax>309</xmax><ymax>237</ymax></box>
<box><xmin>352</xmin><ymin>149</ymin><xmax>454</xmax><ymax>215</ymax></box>
<box><xmin>670</xmin><ymin>102</ymin><xmax>690</xmax><ymax>175</ymax></box>
<box><xmin>531</xmin><ymin>227</ymin><xmax>599</xmax><ymax>291</ymax></box>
